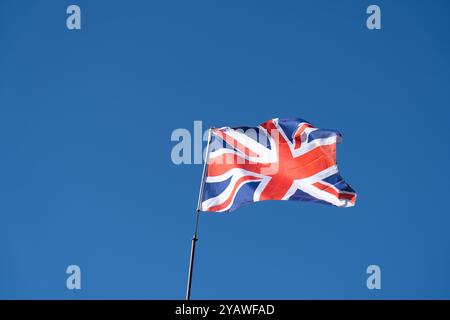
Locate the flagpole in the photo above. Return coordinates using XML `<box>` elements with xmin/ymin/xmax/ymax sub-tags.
<box><xmin>186</xmin><ymin>128</ymin><xmax>213</xmax><ymax>300</ymax></box>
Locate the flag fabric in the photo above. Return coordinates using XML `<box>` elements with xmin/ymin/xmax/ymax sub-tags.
<box><xmin>200</xmin><ymin>118</ymin><xmax>356</xmax><ymax>212</ymax></box>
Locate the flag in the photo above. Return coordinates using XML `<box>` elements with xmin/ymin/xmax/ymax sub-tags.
<box><xmin>200</xmin><ymin>118</ymin><xmax>356</xmax><ymax>212</ymax></box>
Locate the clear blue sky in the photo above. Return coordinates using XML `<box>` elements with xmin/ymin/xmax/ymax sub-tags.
<box><xmin>1</xmin><ymin>0</ymin><xmax>450</xmax><ymax>299</ymax></box>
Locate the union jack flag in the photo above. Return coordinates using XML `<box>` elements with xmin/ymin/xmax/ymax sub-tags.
<box><xmin>200</xmin><ymin>118</ymin><xmax>356</xmax><ymax>212</ymax></box>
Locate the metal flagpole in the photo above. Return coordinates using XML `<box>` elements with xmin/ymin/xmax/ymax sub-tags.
<box><xmin>186</xmin><ymin>128</ymin><xmax>213</xmax><ymax>300</ymax></box>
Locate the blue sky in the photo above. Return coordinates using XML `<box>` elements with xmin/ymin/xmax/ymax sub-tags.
<box><xmin>1</xmin><ymin>0</ymin><xmax>450</xmax><ymax>299</ymax></box>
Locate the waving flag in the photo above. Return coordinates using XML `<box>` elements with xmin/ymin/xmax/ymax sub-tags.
<box><xmin>200</xmin><ymin>118</ymin><xmax>356</xmax><ymax>212</ymax></box>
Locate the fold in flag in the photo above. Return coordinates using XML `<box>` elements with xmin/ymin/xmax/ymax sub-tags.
<box><xmin>200</xmin><ymin>118</ymin><xmax>357</xmax><ymax>212</ymax></box>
